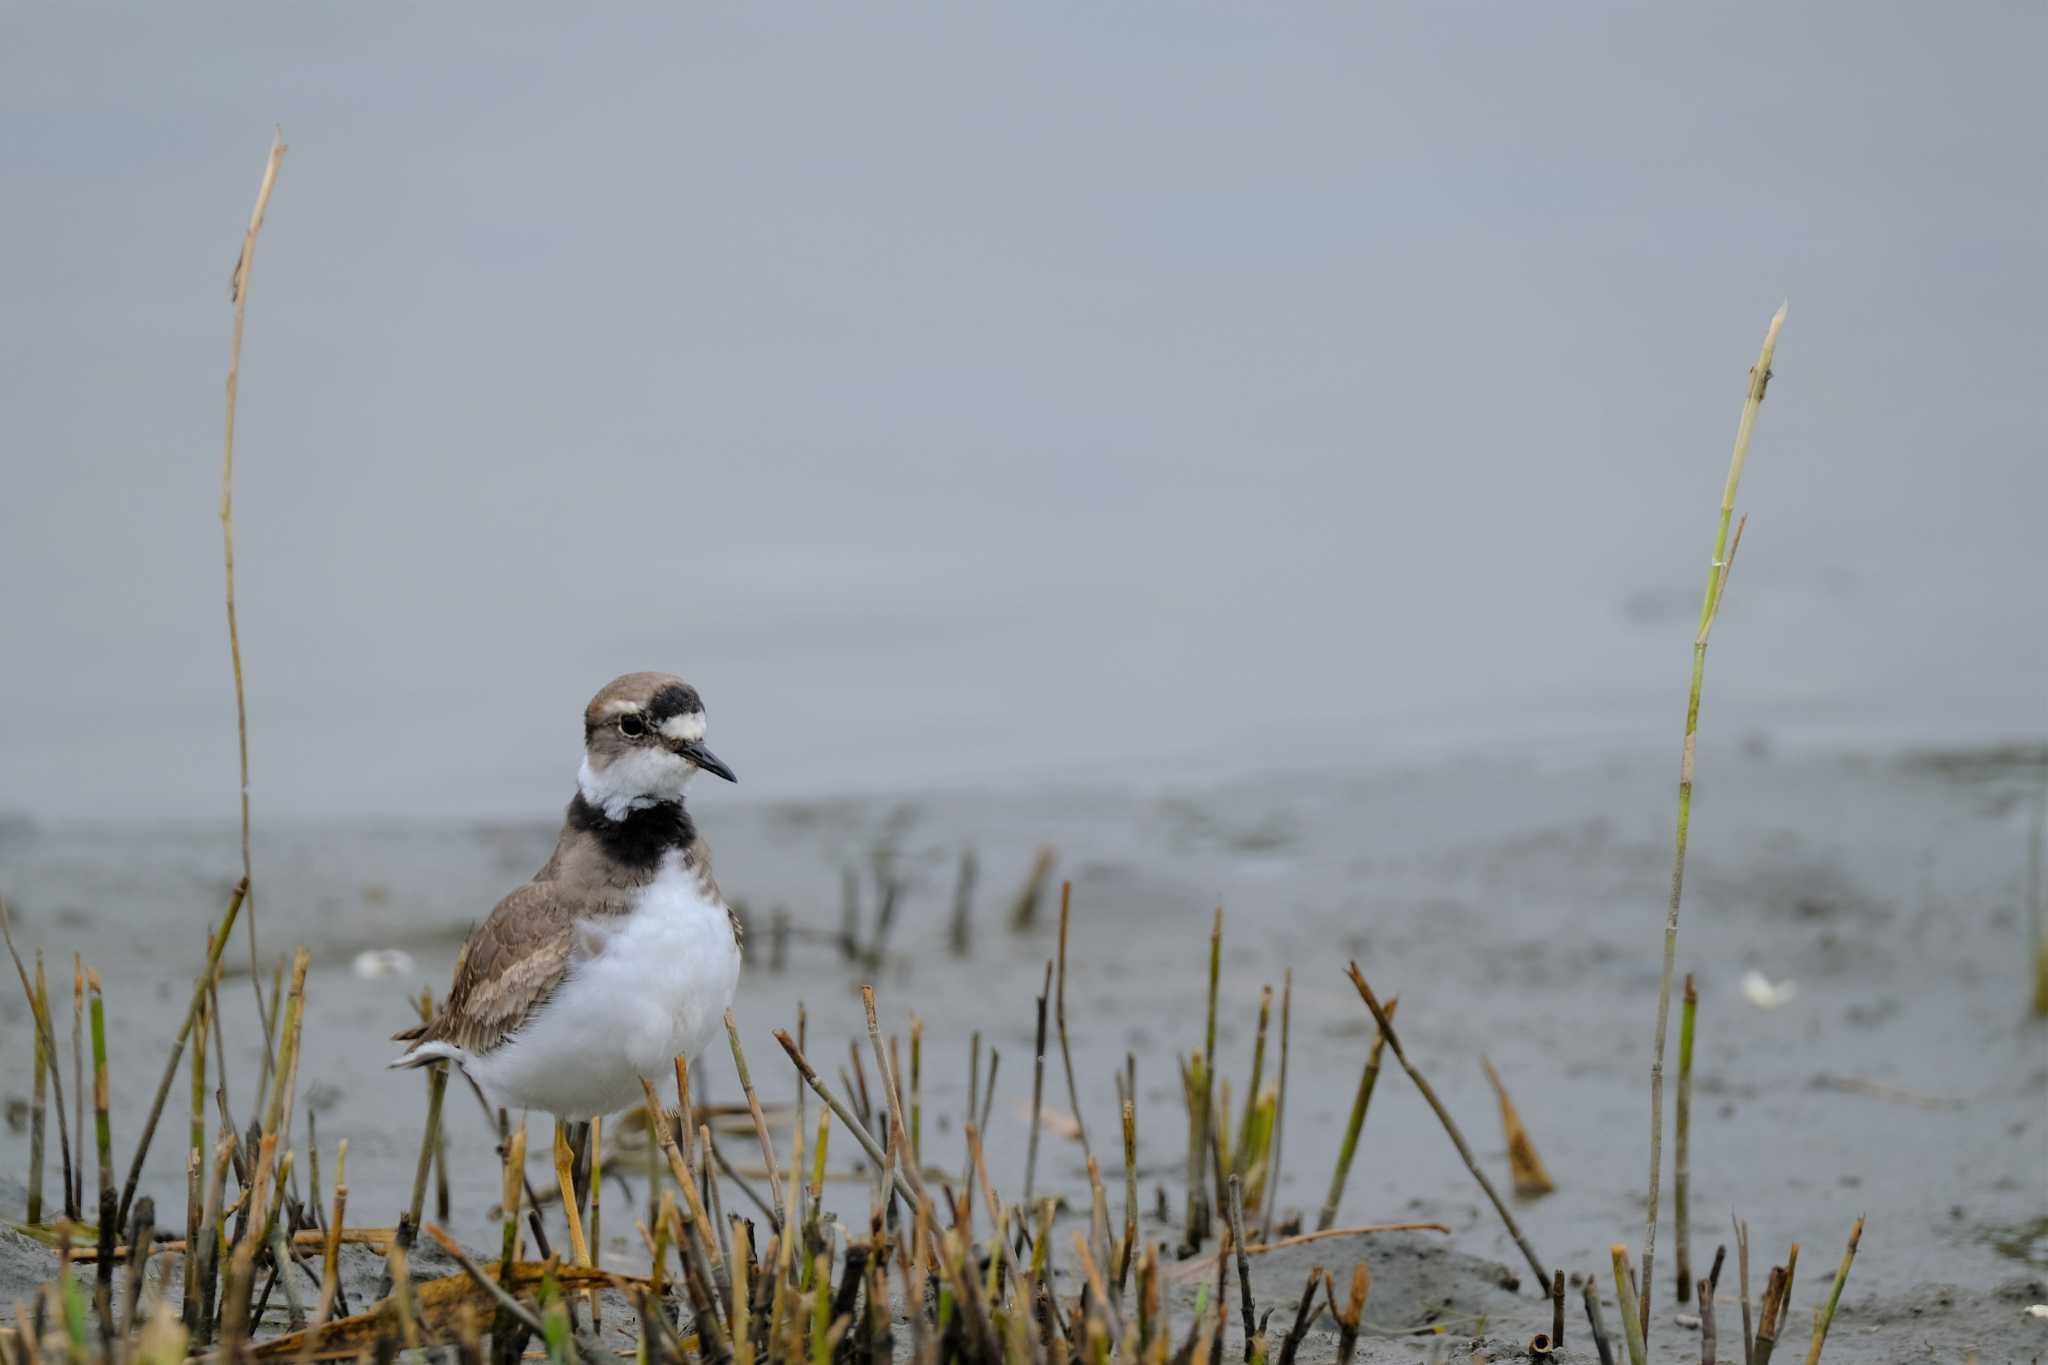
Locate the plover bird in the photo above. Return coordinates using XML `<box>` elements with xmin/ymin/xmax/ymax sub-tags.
<box><xmin>391</xmin><ymin>672</ymin><xmax>741</xmax><ymax>1120</ymax></box>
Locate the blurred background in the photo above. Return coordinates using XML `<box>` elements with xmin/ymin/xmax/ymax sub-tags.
<box><xmin>2</xmin><ymin>2</ymin><xmax>2041</xmax><ymax>821</ymax></box>
<box><xmin>3</xmin><ymin>7</ymin><xmax>2046</xmax><ymax>1338</ymax></box>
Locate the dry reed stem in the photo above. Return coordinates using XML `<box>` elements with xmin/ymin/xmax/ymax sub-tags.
<box><xmin>116</xmin><ymin>881</ymin><xmax>247</xmax><ymax>1230</ymax></box>
<box><xmin>1479</xmin><ymin>1056</ymin><xmax>1555</xmax><ymax>1198</ymax></box>
<box><xmin>1008</xmin><ymin>846</ymin><xmax>1056</xmax><ymax>931</ymax></box>
<box><xmin>1699</xmin><ymin>1273</ymin><xmax>1717</xmax><ymax>1365</ymax></box>
<box><xmin>65</xmin><ymin>1224</ymin><xmax>401</xmax><ymax>1267</ymax></box>
<box><xmin>1734</xmin><ymin>1215</ymin><xmax>1754</xmax><ymax>1365</ymax></box>
<box><xmin>1024</xmin><ymin>961</ymin><xmax>1052</xmax><ymax>1206</ymax></box>
<box><xmin>1643</xmin><ymin>302</ymin><xmax>1787</xmax><ymax>1327</ymax></box>
<box><xmin>185</xmin><ymin>1017</ymin><xmax>205</xmax><ymax>1319</ymax></box>
<box><xmin>961</xmin><ymin>1123</ymin><xmax>1012</xmax><ymax>1287</ymax></box>
<box><xmin>771</xmin><ymin>1029</ymin><xmax>918</xmax><ymax>1211</ymax></box>
<box><xmin>862</xmin><ymin>985</ymin><xmax>930</xmax><ymax>1207</ymax></box>
<box><xmin>1674</xmin><ymin>973</ymin><xmax>1698</xmax><ymax>1303</ymax></box>
<box><xmin>703</xmin><ymin>1129</ymin><xmax>779</xmax><ymax>1227</ymax></box>
<box><xmin>642</xmin><ymin>1078</ymin><xmax>726</xmax><ymax>1299</ymax></box>
<box><xmin>1069</xmin><ymin>1231</ymin><xmax>1121</xmax><ymax>1345</ymax></box>
<box><xmin>1755</xmin><ymin>1263</ymin><xmax>1789</xmax><ymax>1365</ymax></box>
<box><xmin>423</xmin><ymin>1225</ymin><xmax>548</xmax><ymax>1337</ymax></box>
<box><xmin>909</xmin><ymin>1011</ymin><xmax>924</xmax><ymax>1169</ymax></box>
<box><xmin>188</xmin><ymin>1138</ymin><xmax>229</xmax><ymax>1341</ymax></box>
<box><xmin>674</xmin><ymin>1054</ymin><xmax>695</xmax><ymax>1170</ymax></box>
<box><xmin>1054</xmin><ymin>882</ymin><xmax>1094</xmax><ymax>1165</ymax></box>
<box><xmin>1551</xmin><ymin>1268</ymin><xmax>1565</xmax><ymax>1351</ymax></box>
<box><xmin>264</xmin><ymin>1194</ymin><xmax>307</xmax><ymax>1331</ymax></box>
<box><xmin>587</xmin><ymin>1115</ymin><xmax>605</xmax><ymax>1329</ymax></box>
<box><xmin>28</xmin><ymin>954</ymin><xmax>49</xmax><ymax>1226</ymax></box>
<box><xmin>1120</xmin><ymin>1099</ymin><xmax>1138</xmax><ymax>1289</ymax></box>
<box><xmin>1274</xmin><ymin>1268</ymin><xmax>1322</xmax><ymax>1365</ymax></box>
<box><xmin>1760</xmin><ymin>1241</ymin><xmax>1800</xmax><ymax>1365</ymax></box>
<box><xmin>1611</xmin><ymin>1245</ymin><xmax>1647</xmax><ymax>1365</ymax></box>
<box><xmin>1223</xmin><ymin>1176</ymin><xmax>1255</xmax><ymax>1361</ymax></box>
<box><xmin>0</xmin><ymin>898</ymin><xmax>76</xmax><ymax>1221</ymax></box>
<box><xmin>315</xmin><ymin>1143</ymin><xmax>347</xmax><ymax>1327</ymax></box>
<box><xmin>1345</xmin><ymin>965</ymin><xmax>1548</xmax><ymax>1287</ymax></box>
<box><xmin>1581</xmin><ymin>1276</ymin><xmax>1615</xmax><ymax>1365</ymax></box>
<box><xmin>264</xmin><ymin>948</ymin><xmax>310</xmax><ymax>1164</ymax></box>
<box><xmin>723</xmin><ymin>1010</ymin><xmax>786</xmax><ymax>1231</ymax></box>
<box><xmin>220</xmin><ymin>1134</ymin><xmax>278</xmax><ymax>1355</ymax></box>
<box><xmin>1322</xmin><ymin>1263</ymin><xmax>1368</xmax><ymax>1365</ymax></box>
<box><xmin>221</xmin><ymin>130</ymin><xmax>286</xmax><ymax>1041</ymax></box>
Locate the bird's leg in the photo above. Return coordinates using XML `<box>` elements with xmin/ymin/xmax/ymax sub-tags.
<box><xmin>552</xmin><ymin>1117</ymin><xmax>597</xmax><ymax>1328</ymax></box>
<box><xmin>568</xmin><ymin>1119</ymin><xmax>594</xmax><ymax>1224</ymax></box>
<box><xmin>553</xmin><ymin>1117</ymin><xmax>593</xmax><ymax>1269</ymax></box>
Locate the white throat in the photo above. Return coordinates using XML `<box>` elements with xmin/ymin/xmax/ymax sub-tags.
<box><xmin>578</xmin><ymin>749</ymin><xmax>695</xmax><ymax>821</ymax></box>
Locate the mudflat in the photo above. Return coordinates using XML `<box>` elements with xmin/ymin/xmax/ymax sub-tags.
<box><xmin>2</xmin><ymin>746</ymin><xmax>2042</xmax><ymax>1360</ymax></box>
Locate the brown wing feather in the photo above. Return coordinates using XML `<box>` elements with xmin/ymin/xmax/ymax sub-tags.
<box><xmin>397</xmin><ymin>882</ymin><xmax>625</xmax><ymax>1057</ymax></box>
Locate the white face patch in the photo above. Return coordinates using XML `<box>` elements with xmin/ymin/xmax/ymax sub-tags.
<box><xmin>658</xmin><ymin>711</ymin><xmax>707</xmax><ymax>743</ymax></box>
<box><xmin>578</xmin><ymin>747</ymin><xmax>694</xmax><ymax>820</ymax></box>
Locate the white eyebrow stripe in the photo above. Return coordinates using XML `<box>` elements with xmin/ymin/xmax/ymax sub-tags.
<box><xmin>599</xmin><ymin>699</ymin><xmax>644</xmax><ymax>718</ymax></box>
<box><xmin>659</xmin><ymin>712</ymin><xmax>706</xmax><ymax>742</ymax></box>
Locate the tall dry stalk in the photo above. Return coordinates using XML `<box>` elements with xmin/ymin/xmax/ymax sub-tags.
<box><xmin>1641</xmin><ymin>303</ymin><xmax>1786</xmax><ymax>1325</ymax></box>
<box><xmin>221</xmin><ymin>130</ymin><xmax>287</xmax><ymax>1034</ymax></box>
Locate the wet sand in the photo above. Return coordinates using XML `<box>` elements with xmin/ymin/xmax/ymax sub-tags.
<box><xmin>3</xmin><ymin>746</ymin><xmax>2044</xmax><ymax>1360</ymax></box>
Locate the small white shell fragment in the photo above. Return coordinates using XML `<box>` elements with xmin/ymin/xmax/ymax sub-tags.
<box><xmin>2026</xmin><ymin>1303</ymin><xmax>2048</xmax><ymax>1320</ymax></box>
<box><xmin>353</xmin><ymin>948</ymin><xmax>416</xmax><ymax>979</ymax></box>
<box><xmin>1675</xmin><ymin>1313</ymin><xmax>1700</xmax><ymax>1330</ymax></box>
<box><xmin>1741</xmin><ymin>969</ymin><xmax>1797</xmax><ymax>1010</ymax></box>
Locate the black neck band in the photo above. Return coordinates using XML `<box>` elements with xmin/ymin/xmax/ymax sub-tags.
<box><xmin>566</xmin><ymin>792</ymin><xmax>696</xmax><ymax>871</ymax></box>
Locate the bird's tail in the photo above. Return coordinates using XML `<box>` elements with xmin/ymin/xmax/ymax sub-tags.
<box><xmin>387</xmin><ymin>1040</ymin><xmax>461</xmax><ymax>1071</ymax></box>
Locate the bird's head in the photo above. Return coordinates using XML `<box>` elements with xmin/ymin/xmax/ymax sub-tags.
<box><xmin>576</xmin><ymin>671</ymin><xmax>735</xmax><ymax>820</ymax></box>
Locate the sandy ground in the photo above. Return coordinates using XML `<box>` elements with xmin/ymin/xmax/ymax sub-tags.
<box><xmin>3</xmin><ymin>745</ymin><xmax>2045</xmax><ymax>1360</ymax></box>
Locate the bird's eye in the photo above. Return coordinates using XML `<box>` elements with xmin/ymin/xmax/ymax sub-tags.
<box><xmin>618</xmin><ymin>715</ymin><xmax>646</xmax><ymax>738</ymax></box>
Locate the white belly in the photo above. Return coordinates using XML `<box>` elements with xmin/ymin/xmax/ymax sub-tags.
<box><xmin>466</xmin><ymin>854</ymin><xmax>741</xmax><ymax>1120</ymax></box>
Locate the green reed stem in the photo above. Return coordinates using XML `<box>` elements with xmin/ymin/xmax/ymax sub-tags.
<box><xmin>1262</xmin><ymin>969</ymin><xmax>1291</xmax><ymax>1241</ymax></box>
<box><xmin>1319</xmin><ymin>998</ymin><xmax>1396</xmax><ymax>1230</ymax></box>
<box><xmin>1185</xmin><ymin>909</ymin><xmax>1222</xmax><ymax>1245</ymax></box>
<box><xmin>88</xmin><ymin>971</ymin><xmax>111</xmax><ymax>1201</ymax></box>
<box><xmin>1234</xmin><ymin>986</ymin><xmax>1271</xmax><ymax>1182</ymax></box>
<box><xmin>1801</xmin><ymin>1220</ymin><xmax>1862</xmax><ymax>1365</ymax></box>
<box><xmin>1642</xmin><ymin>303</ymin><xmax>1787</xmax><ymax>1327</ymax></box>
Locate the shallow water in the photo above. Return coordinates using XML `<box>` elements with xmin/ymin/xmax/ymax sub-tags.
<box><xmin>2</xmin><ymin>746</ymin><xmax>2043</xmax><ymax>1359</ymax></box>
